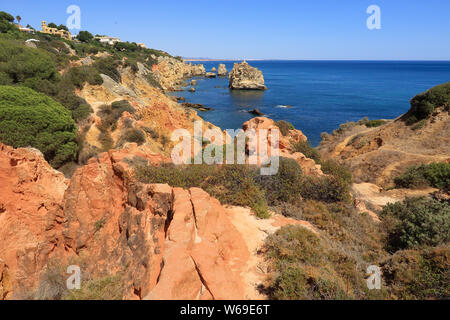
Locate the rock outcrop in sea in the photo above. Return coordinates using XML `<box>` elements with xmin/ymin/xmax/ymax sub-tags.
<box><xmin>229</xmin><ymin>61</ymin><xmax>267</xmax><ymax>90</ymax></box>
<box><xmin>243</xmin><ymin>117</ymin><xmax>323</xmax><ymax>176</ymax></box>
<box><xmin>217</xmin><ymin>64</ymin><xmax>228</xmax><ymax>76</ymax></box>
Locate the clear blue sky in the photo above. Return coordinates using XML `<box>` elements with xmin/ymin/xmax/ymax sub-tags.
<box><xmin>3</xmin><ymin>0</ymin><xmax>450</xmax><ymax>60</ymax></box>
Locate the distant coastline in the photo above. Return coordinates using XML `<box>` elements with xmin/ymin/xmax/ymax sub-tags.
<box><xmin>183</xmin><ymin>58</ymin><xmax>261</xmax><ymax>62</ymax></box>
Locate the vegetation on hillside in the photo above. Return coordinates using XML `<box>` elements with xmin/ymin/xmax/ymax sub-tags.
<box><xmin>394</xmin><ymin>162</ymin><xmax>450</xmax><ymax>190</ymax></box>
<box><xmin>381</xmin><ymin>197</ymin><xmax>450</xmax><ymax>253</ymax></box>
<box><xmin>406</xmin><ymin>82</ymin><xmax>450</xmax><ymax>124</ymax></box>
<box><xmin>0</xmin><ymin>86</ymin><xmax>77</xmax><ymax>167</ymax></box>
<box><xmin>136</xmin><ymin>157</ymin><xmax>353</xmax><ymax>219</ymax></box>
<box><xmin>0</xmin><ymin>10</ymin><xmax>174</xmax><ymax>169</ymax></box>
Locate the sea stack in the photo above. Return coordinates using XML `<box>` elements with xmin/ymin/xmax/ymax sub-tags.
<box><xmin>217</xmin><ymin>64</ymin><xmax>228</xmax><ymax>76</ymax></box>
<box><xmin>229</xmin><ymin>61</ymin><xmax>267</xmax><ymax>90</ymax></box>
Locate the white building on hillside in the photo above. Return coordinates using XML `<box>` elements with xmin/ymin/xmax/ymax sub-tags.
<box><xmin>94</xmin><ymin>36</ymin><xmax>121</xmax><ymax>46</ymax></box>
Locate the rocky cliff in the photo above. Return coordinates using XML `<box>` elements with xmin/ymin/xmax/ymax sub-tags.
<box><xmin>243</xmin><ymin>117</ymin><xmax>323</xmax><ymax>176</ymax></box>
<box><xmin>0</xmin><ymin>142</ymin><xmax>315</xmax><ymax>300</ymax></box>
<box><xmin>318</xmin><ymin>107</ymin><xmax>450</xmax><ymax>187</ymax></box>
<box><xmin>152</xmin><ymin>56</ymin><xmax>205</xmax><ymax>91</ymax></box>
<box><xmin>77</xmin><ymin>60</ymin><xmax>217</xmax><ymax>165</ymax></box>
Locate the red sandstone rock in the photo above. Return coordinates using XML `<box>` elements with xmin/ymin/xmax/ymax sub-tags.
<box><xmin>242</xmin><ymin>117</ymin><xmax>323</xmax><ymax>176</ymax></box>
<box><xmin>0</xmin><ymin>143</ymin><xmax>68</xmax><ymax>297</ymax></box>
<box><xmin>0</xmin><ymin>142</ymin><xmax>250</xmax><ymax>300</ymax></box>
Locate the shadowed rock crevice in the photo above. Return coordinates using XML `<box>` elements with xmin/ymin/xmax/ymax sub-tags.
<box><xmin>190</xmin><ymin>256</ymin><xmax>215</xmax><ymax>300</ymax></box>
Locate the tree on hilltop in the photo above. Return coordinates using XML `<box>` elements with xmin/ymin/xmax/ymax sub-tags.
<box><xmin>77</xmin><ymin>31</ymin><xmax>94</xmax><ymax>42</ymax></box>
<box><xmin>0</xmin><ymin>11</ymin><xmax>14</xmax><ymax>22</ymax></box>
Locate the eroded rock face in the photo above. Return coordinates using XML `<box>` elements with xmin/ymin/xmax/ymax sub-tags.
<box><xmin>242</xmin><ymin>117</ymin><xmax>323</xmax><ymax>176</ymax></box>
<box><xmin>0</xmin><ymin>259</ymin><xmax>12</xmax><ymax>300</ymax></box>
<box><xmin>153</xmin><ymin>56</ymin><xmax>205</xmax><ymax>90</ymax></box>
<box><xmin>145</xmin><ymin>188</ymin><xmax>249</xmax><ymax>300</ymax></box>
<box><xmin>229</xmin><ymin>61</ymin><xmax>267</xmax><ymax>90</ymax></box>
<box><xmin>0</xmin><ymin>143</ymin><xmax>250</xmax><ymax>300</ymax></box>
<box><xmin>217</xmin><ymin>64</ymin><xmax>228</xmax><ymax>76</ymax></box>
<box><xmin>318</xmin><ymin>107</ymin><xmax>450</xmax><ymax>186</ymax></box>
<box><xmin>0</xmin><ymin>143</ymin><xmax>68</xmax><ymax>298</ymax></box>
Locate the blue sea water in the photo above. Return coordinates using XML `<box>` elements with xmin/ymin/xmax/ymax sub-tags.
<box><xmin>172</xmin><ymin>61</ymin><xmax>450</xmax><ymax>146</ymax></box>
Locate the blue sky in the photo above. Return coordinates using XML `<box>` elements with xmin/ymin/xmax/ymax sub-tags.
<box><xmin>3</xmin><ymin>0</ymin><xmax>450</xmax><ymax>60</ymax></box>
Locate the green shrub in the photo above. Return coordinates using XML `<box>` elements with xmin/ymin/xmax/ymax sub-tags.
<box><xmin>254</xmin><ymin>157</ymin><xmax>304</xmax><ymax>205</ymax></box>
<box><xmin>136</xmin><ymin>163</ymin><xmax>270</xmax><ymax>219</ymax></box>
<box><xmin>293</xmin><ymin>141</ymin><xmax>321</xmax><ymax>164</ymax></box>
<box><xmin>423</xmin><ymin>162</ymin><xmax>450</xmax><ymax>190</ymax></box>
<box><xmin>0</xmin><ymin>11</ymin><xmax>14</xmax><ymax>23</ymax></box>
<box><xmin>0</xmin><ymin>39</ymin><xmax>60</xmax><ymax>92</ymax></box>
<box><xmin>365</xmin><ymin>120</ymin><xmax>387</xmax><ymax>128</ymax></box>
<box><xmin>300</xmin><ymin>175</ymin><xmax>351</xmax><ymax>203</ymax></box>
<box><xmin>274</xmin><ymin>120</ymin><xmax>295</xmax><ymax>136</ymax></box>
<box><xmin>65</xmin><ymin>66</ymin><xmax>103</xmax><ymax>89</ymax></box>
<box><xmin>97</xmin><ymin>101</ymin><xmax>135</xmax><ymax>131</ymax></box>
<box><xmin>0</xmin><ymin>86</ymin><xmax>78</xmax><ymax>167</ymax></box>
<box><xmin>93</xmin><ymin>57</ymin><xmax>121</xmax><ymax>82</ymax></box>
<box><xmin>394</xmin><ymin>162</ymin><xmax>450</xmax><ymax>190</ymax></box>
<box><xmin>136</xmin><ymin>163</ymin><xmax>216</xmax><ymax>190</ymax></box>
<box><xmin>64</xmin><ymin>275</ymin><xmax>124</xmax><ymax>300</ymax></box>
<box><xmin>265</xmin><ymin>226</ymin><xmax>352</xmax><ymax>300</ymax></box>
<box><xmin>98</xmin><ymin>130</ymin><xmax>114</xmax><ymax>151</ymax></box>
<box><xmin>203</xmin><ymin>165</ymin><xmax>268</xmax><ymax>217</ymax></box>
<box><xmin>381</xmin><ymin>197</ymin><xmax>450</xmax><ymax>252</ymax></box>
<box><xmin>77</xmin><ymin>31</ymin><xmax>94</xmax><ymax>43</ymax></box>
<box><xmin>117</xmin><ymin>128</ymin><xmax>146</xmax><ymax>146</ymax></box>
<box><xmin>406</xmin><ymin>82</ymin><xmax>450</xmax><ymax>124</ymax></box>
<box><xmin>0</xmin><ymin>11</ymin><xmax>17</xmax><ymax>34</ymax></box>
<box><xmin>72</xmin><ymin>104</ymin><xmax>93</xmax><ymax>122</ymax></box>
<box><xmin>321</xmin><ymin>160</ymin><xmax>353</xmax><ymax>186</ymax></box>
<box><xmin>411</xmin><ymin>119</ymin><xmax>427</xmax><ymax>131</ymax></box>
<box><xmin>381</xmin><ymin>246</ymin><xmax>449</xmax><ymax>300</ymax></box>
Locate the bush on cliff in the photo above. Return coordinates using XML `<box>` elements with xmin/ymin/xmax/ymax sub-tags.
<box><xmin>381</xmin><ymin>246</ymin><xmax>449</xmax><ymax>300</ymax></box>
<box><xmin>117</xmin><ymin>128</ymin><xmax>146</xmax><ymax>147</ymax></box>
<box><xmin>381</xmin><ymin>197</ymin><xmax>450</xmax><ymax>253</ymax></box>
<box><xmin>65</xmin><ymin>65</ymin><xmax>103</xmax><ymax>89</ymax></box>
<box><xmin>64</xmin><ymin>275</ymin><xmax>124</xmax><ymax>300</ymax></box>
<box><xmin>136</xmin><ymin>163</ymin><xmax>270</xmax><ymax>219</ymax></box>
<box><xmin>321</xmin><ymin>159</ymin><xmax>353</xmax><ymax>186</ymax></box>
<box><xmin>264</xmin><ymin>225</ymin><xmax>370</xmax><ymax>300</ymax></box>
<box><xmin>394</xmin><ymin>162</ymin><xmax>450</xmax><ymax>190</ymax></box>
<box><xmin>293</xmin><ymin>141</ymin><xmax>321</xmax><ymax>164</ymax></box>
<box><xmin>274</xmin><ymin>120</ymin><xmax>295</xmax><ymax>136</ymax></box>
<box><xmin>0</xmin><ymin>39</ymin><xmax>60</xmax><ymax>92</ymax></box>
<box><xmin>406</xmin><ymin>82</ymin><xmax>450</xmax><ymax>124</ymax></box>
<box><xmin>93</xmin><ymin>57</ymin><xmax>122</xmax><ymax>82</ymax></box>
<box><xmin>0</xmin><ymin>86</ymin><xmax>78</xmax><ymax>168</ymax></box>
<box><xmin>253</xmin><ymin>158</ymin><xmax>304</xmax><ymax>205</ymax></box>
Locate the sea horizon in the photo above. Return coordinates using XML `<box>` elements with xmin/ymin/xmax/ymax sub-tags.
<box><xmin>173</xmin><ymin>60</ymin><xmax>450</xmax><ymax>146</ymax></box>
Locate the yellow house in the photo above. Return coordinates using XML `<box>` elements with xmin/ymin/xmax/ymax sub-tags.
<box><xmin>41</xmin><ymin>21</ymin><xmax>72</xmax><ymax>40</ymax></box>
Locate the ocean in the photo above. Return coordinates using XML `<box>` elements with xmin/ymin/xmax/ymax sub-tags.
<box><xmin>172</xmin><ymin>60</ymin><xmax>450</xmax><ymax>146</ymax></box>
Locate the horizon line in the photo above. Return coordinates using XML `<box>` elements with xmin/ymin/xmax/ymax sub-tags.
<box><xmin>184</xmin><ymin>58</ymin><xmax>450</xmax><ymax>62</ymax></box>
